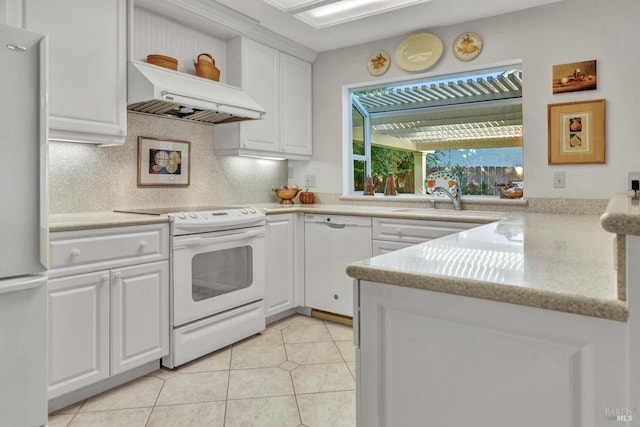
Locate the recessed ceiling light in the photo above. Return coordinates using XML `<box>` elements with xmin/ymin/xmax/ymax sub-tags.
<box><xmin>294</xmin><ymin>0</ymin><xmax>432</xmax><ymax>28</ymax></box>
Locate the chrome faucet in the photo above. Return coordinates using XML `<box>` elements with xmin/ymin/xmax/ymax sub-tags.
<box><xmin>432</xmin><ymin>186</ymin><xmax>462</xmax><ymax>210</ymax></box>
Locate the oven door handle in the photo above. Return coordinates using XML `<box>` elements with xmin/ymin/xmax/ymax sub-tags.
<box><xmin>173</xmin><ymin>228</ymin><xmax>265</xmax><ymax>248</ymax></box>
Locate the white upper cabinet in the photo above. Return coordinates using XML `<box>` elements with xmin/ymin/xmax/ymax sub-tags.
<box><xmin>21</xmin><ymin>0</ymin><xmax>127</xmax><ymax>145</ymax></box>
<box><xmin>280</xmin><ymin>53</ymin><xmax>312</xmax><ymax>157</ymax></box>
<box><xmin>215</xmin><ymin>37</ymin><xmax>312</xmax><ymax>160</ymax></box>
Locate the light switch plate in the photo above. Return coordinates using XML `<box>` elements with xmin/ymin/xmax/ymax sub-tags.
<box><xmin>553</xmin><ymin>171</ymin><xmax>565</xmax><ymax>188</ymax></box>
<box><xmin>304</xmin><ymin>175</ymin><xmax>316</xmax><ymax>188</ymax></box>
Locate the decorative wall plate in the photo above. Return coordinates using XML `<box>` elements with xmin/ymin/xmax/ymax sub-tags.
<box><xmin>395</xmin><ymin>33</ymin><xmax>443</xmax><ymax>72</ymax></box>
<box><xmin>425</xmin><ymin>170</ymin><xmax>458</xmax><ymax>196</ymax></box>
<box><xmin>367</xmin><ymin>50</ymin><xmax>390</xmax><ymax>76</ymax></box>
<box><xmin>453</xmin><ymin>32</ymin><xmax>482</xmax><ymax>61</ymax></box>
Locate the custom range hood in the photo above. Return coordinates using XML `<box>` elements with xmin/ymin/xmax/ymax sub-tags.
<box><xmin>127</xmin><ymin>61</ymin><xmax>265</xmax><ymax>124</ymax></box>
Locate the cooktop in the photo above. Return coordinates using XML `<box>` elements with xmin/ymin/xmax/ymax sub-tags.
<box><xmin>115</xmin><ymin>206</ymin><xmax>237</xmax><ymax>215</ymax></box>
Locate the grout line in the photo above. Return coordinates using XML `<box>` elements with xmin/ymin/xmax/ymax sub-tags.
<box><xmin>49</xmin><ymin>314</ymin><xmax>355</xmax><ymax>426</ymax></box>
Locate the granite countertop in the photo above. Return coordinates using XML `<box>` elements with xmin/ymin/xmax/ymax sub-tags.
<box><xmin>347</xmin><ymin>212</ymin><xmax>626</xmax><ymax>322</ymax></box>
<box><xmin>257</xmin><ymin>203</ymin><xmax>505</xmax><ymax>224</ymax></box>
<box><xmin>49</xmin><ymin>204</ymin><xmax>625</xmax><ymax>321</ymax></box>
<box><xmin>49</xmin><ymin>211</ymin><xmax>169</xmax><ymax>232</ymax></box>
<box><xmin>600</xmin><ymin>192</ymin><xmax>640</xmax><ymax>235</ymax></box>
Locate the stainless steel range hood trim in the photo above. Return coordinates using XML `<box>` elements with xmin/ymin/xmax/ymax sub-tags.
<box><xmin>160</xmin><ymin>92</ymin><xmax>263</xmax><ymax>119</ymax></box>
<box><xmin>127</xmin><ymin>61</ymin><xmax>265</xmax><ymax>124</ymax></box>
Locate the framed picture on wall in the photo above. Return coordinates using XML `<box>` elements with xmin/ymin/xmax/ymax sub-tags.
<box><xmin>137</xmin><ymin>136</ymin><xmax>191</xmax><ymax>187</ymax></box>
<box><xmin>552</xmin><ymin>60</ymin><xmax>597</xmax><ymax>94</ymax></box>
<box><xmin>547</xmin><ymin>99</ymin><xmax>605</xmax><ymax>165</ymax></box>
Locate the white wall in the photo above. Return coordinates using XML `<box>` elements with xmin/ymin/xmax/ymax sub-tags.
<box><xmin>296</xmin><ymin>0</ymin><xmax>639</xmax><ymax>199</ymax></box>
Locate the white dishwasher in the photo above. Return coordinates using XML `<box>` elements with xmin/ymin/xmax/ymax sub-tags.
<box><xmin>305</xmin><ymin>214</ymin><xmax>372</xmax><ymax>317</ymax></box>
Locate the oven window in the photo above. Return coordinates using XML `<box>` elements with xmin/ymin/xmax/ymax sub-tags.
<box><xmin>191</xmin><ymin>246</ymin><xmax>253</xmax><ymax>301</ymax></box>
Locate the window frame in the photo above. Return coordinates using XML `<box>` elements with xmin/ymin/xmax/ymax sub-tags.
<box><xmin>343</xmin><ymin>61</ymin><xmax>523</xmax><ymax>197</ymax></box>
<box><xmin>350</xmin><ymin>95</ymin><xmax>371</xmax><ymax>193</ymax></box>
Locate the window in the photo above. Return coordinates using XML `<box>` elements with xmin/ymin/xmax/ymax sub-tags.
<box><xmin>349</xmin><ymin>65</ymin><xmax>523</xmax><ymax>196</ymax></box>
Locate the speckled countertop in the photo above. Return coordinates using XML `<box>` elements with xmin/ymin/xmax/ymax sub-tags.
<box><xmin>347</xmin><ymin>212</ymin><xmax>626</xmax><ymax>322</ymax></box>
<box><xmin>48</xmin><ymin>204</ymin><xmax>625</xmax><ymax>321</ymax></box>
<box><xmin>49</xmin><ymin>211</ymin><xmax>169</xmax><ymax>232</ymax></box>
<box><xmin>601</xmin><ymin>192</ymin><xmax>640</xmax><ymax>235</ymax></box>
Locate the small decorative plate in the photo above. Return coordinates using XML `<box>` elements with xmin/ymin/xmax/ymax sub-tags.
<box><xmin>453</xmin><ymin>32</ymin><xmax>482</xmax><ymax>61</ymax></box>
<box><xmin>425</xmin><ymin>171</ymin><xmax>458</xmax><ymax>196</ymax></box>
<box><xmin>367</xmin><ymin>50</ymin><xmax>390</xmax><ymax>76</ymax></box>
<box><xmin>395</xmin><ymin>33</ymin><xmax>443</xmax><ymax>72</ymax></box>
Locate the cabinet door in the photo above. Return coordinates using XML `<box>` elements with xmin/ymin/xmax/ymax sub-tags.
<box><xmin>0</xmin><ymin>0</ymin><xmax>21</xmax><ymax>26</ymax></box>
<box><xmin>22</xmin><ymin>0</ymin><xmax>126</xmax><ymax>145</ymax></box>
<box><xmin>110</xmin><ymin>261</ymin><xmax>169</xmax><ymax>376</ymax></box>
<box><xmin>280</xmin><ymin>53</ymin><xmax>312</xmax><ymax>156</ymax></box>
<box><xmin>372</xmin><ymin>239</ymin><xmax>412</xmax><ymax>256</ymax></box>
<box><xmin>48</xmin><ymin>271</ymin><xmax>110</xmax><ymax>399</ymax></box>
<box><xmin>266</xmin><ymin>214</ymin><xmax>295</xmax><ymax>317</ymax></box>
<box><xmin>241</xmin><ymin>38</ymin><xmax>279</xmax><ymax>152</ymax></box>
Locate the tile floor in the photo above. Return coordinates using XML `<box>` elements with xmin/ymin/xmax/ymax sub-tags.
<box><xmin>48</xmin><ymin>314</ymin><xmax>356</xmax><ymax>427</ymax></box>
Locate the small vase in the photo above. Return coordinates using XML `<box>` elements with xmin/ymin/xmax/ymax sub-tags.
<box><xmin>364</xmin><ymin>176</ymin><xmax>374</xmax><ymax>196</ymax></box>
<box><xmin>384</xmin><ymin>173</ymin><xmax>396</xmax><ymax>196</ymax></box>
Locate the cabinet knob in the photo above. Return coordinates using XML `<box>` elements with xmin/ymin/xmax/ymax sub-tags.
<box><xmin>139</xmin><ymin>241</ymin><xmax>148</xmax><ymax>250</ymax></box>
<box><xmin>395</xmin><ymin>228</ymin><xmax>402</xmax><ymax>234</ymax></box>
<box><xmin>334</xmin><ymin>294</ymin><xmax>339</xmax><ymax>300</ymax></box>
<box><xmin>70</xmin><ymin>249</ymin><xmax>81</xmax><ymax>258</ymax></box>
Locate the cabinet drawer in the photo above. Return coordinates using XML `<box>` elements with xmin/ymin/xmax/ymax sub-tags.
<box><xmin>49</xmin><ymin>224</ymin><xmax>169</xmax><ymax>276</ymax></box>
<box><xmin>372</xmin><ymin>218</ymin><xmax>477</xmax><ymax>244</ymax></box>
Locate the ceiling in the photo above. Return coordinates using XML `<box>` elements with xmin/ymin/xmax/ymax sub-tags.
<box><xmin>213</xmin><ymin>0</ymin><xmax>562</xmax><ymax>52</ymax></box>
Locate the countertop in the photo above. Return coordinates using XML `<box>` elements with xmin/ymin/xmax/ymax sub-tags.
<box><xmin>49</xmin><ymin>211</ymin><xmax>169</xmax><ymax>232</ymax></box>
<box><xmin>600</xmin><ymin>192</ymin><xmax>640</xmax><ymax>235</ymax></box>
<box><xmin>347</xmin><ymin>212</ymin><xmax>626</xmax><ymax>322</ymax></box>
<box><xmin>256</xmin><ymin>203</ymin><xmax>506</xmax><ymax>224</ymax></box>
<box><xmin>49</xmin><ymin>204</ymin><xmax>625</xmax><ymax>321</ymax></box>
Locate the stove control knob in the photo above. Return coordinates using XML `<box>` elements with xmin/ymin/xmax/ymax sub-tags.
<box><xmin>189</xmin><ymin>212</ymin><xmax>198</xmax><ymax>219</ymax></box>
<box><xmin>177</xmin><ymin>213</ymin><xmax>186</xmax><ymax>219</ymax></box>
<box><xmin>241</xmin><ymin>209</ymin><xmax>248</xmax><ymax>214</ymax></box>
<box><xmin>248</xmin><ymin>208</ymin><xmax>257</xmax><ymax>213</ymax></box>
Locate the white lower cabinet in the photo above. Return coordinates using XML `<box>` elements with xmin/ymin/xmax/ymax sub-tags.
<box><xmin>48</xmin><ymin>271</ymin><xmax>110</xmax><ymax>399</ymax></box>
<box><xmin>372</xmin><ymin>217</ymin><xmax>480</xmax><ymax>255</ymax></box>
<box><xmin>47</xmin><ymin>224</ymin><xmax>169</xmax><ymax>400</ymax></box>
<box><xmin>356</xmin><ymin>280</ymin><xmax>628</xmax><ymax>427</ymax></box>
<box><xmin>266</xmin><ymin>214</ymin><xmax>296</xmax><ymax>317</ymax></box>
<box><xmin>110</xmin><ymin>262</ymin><xmax>169</xmax><ymax>376</ymax></box>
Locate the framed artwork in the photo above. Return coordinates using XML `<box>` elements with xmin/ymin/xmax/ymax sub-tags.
<box><xmin>547</xmin><ymin>99</ymin><xmax>605</xmax><ymax>165</ymax></box>
<box><xmin>552</xmin><ymin>60</ymin><xmax>597</xmax><ymax>94</ymax></box>
<box><xmin>137</xmin><ymin>136</ymin><xmax>191</xmax><ymax>187</ymax></box>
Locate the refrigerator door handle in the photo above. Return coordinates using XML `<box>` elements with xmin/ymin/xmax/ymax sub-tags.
<box><xmin>0</xmin><ymin>275</ymin><xmax>46</xmax><ymax>295</ymax></box>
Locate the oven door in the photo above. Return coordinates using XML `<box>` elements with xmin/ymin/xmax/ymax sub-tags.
<box><xmin>172</xmin><ymin>226</ymin><xmax>265</xmax><ymax>327</ymax></box>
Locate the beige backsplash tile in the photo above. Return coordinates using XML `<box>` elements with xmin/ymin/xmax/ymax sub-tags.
<box><xmin>49</xmin><ymin>112</ymin><xmax>287</xmax><ymax>213</ymax></box>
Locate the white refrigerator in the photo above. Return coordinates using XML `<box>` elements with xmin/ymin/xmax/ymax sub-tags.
<box><xmin>0</xmin><ymin>24</ymin><xmax>48</xmax><ymax>426</ymax></box>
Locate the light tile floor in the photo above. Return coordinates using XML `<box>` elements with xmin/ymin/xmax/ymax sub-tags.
<box><xmin>48</xmin><ymin>314</ymin><xmax>356</xmax><ymax>427</ymax></box>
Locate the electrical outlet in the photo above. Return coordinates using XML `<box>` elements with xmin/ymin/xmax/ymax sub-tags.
<box><xmin>553</xmin><ymin>171</ymin><xmax>565</xmax><ymax>188</ymax></box>
<box><xmin>304</xmin><ymin>174</ymin><xmax>316</xmax><ymax>188</ymax></box>
<box><xmin>628</xmin><ymin>171</ymin><xmax>640</xmax><ymax>191</ymax></box>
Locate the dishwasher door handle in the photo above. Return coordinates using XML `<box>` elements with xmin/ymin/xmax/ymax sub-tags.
<box><xmin>326</xmin><ymin>222</ymin><xmax>346</xmax><ymax>229</ymax></box>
